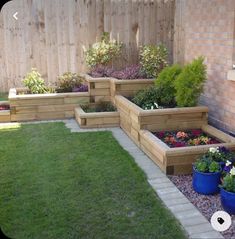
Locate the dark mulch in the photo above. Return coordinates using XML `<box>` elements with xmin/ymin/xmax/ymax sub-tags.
<box><xmin>169</xmin><ymin>175</ymin><xmax>235</xmax><ymax>239</ymax></box>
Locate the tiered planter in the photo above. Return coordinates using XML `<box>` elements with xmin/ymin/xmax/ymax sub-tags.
<box><xmin>139</xmin><ymin>125</ymin><xmax>235</xmax><ymax>175</ymax></box>
<box><xmin>81</xmin><ymin>74</ymin><xmax>111</xmax><ymax>102</ymax></box>
<box><xmin>110</xmin><ymin>78</ymin><xmax>154</xmax><ymax>99</ymax></box>
<box><xmin>9</xmin><ymin>88</ymin><xmax>90</xmax><ymax>121</ymax></box>
<box><xmin>75</xmin><ymin>104</ymin><xmax>119</xmax><ymax>128</ymax></box>
<box><xmin>0</xmin><ymin>101</ymin><xmax>10</xmax><ymax>122</ymax></box>
<box><xmin>115</xmin><ymin>95</ymin><xmax>208</xmax><ymax>145</ymax></box>
<box><xmin>115</xmin><ymin>95</ymin><xmax>235</xmax><ymax>175</ymax></box>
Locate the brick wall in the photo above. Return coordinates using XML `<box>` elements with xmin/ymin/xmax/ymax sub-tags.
<box><xmin>181</xmin><ymin>0</ymin><xmax>235</xmax><ymax>134</ymax></box>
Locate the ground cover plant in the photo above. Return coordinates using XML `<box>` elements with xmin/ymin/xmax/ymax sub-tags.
<box><xmin>0</xmin><ymin>123</ymin><xmax>186</xmax><ymax>239</ymax></box>
<box><xmin>154</xmin><ymin>129</ymin><xmax>221</xmax><ymax>148</ymax></box>
<box><xmin>82</xmin><ymin>101</ymin><xmax>116</xmax><ymax>113</ymax></box>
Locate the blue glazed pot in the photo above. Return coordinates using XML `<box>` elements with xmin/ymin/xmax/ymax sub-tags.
<box><xmin>220</xmin><ymin>187</ymin><xmax>235</xmax><ymax>215</ymax></box>
<box><xmin>192</xmin><ymin>167</ymin><xmax>221</xmax><ymax>195</ymax></box>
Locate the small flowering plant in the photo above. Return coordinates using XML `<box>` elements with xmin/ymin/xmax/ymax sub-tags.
<box><xmin>205</xmin><ymin>146</ymin><xmax>235</xmax><ymax>163</ymax></box>
<box><xmin>220</xmin><ymin>166</ymin><xmax>235</xmax><ymax>193</ymax></box>
<box><xmin>154</xmin><ymin>129</ymin><xmax>220</xmax><ymax>148</ymax></box>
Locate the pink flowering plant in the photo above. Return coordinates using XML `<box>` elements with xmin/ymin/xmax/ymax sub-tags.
<box><xmin>0</xmin><ymin>105</ymin><xmax>10</xmax><ymax>111</ymax></box>
<box><xmin>154</xmin><ymin>129</ymin><xmax>220</xmax><ymax>148</ymax></box>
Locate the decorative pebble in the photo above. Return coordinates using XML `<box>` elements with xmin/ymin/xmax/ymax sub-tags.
<box><xmin>168</xmin><ymin>175</ymin><xmax>235</xmax><ymax>239</ymax></box>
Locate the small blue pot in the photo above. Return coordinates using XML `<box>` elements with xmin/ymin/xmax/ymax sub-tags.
<box><xmin>192</xmin><ymin>167</ymin><xmax>221</xmax><ymax>195</ymax></box>
<box><xmin>220</xmin><ymin>187</ymin><xmax>235</xmax><ymax>215</ymax></box>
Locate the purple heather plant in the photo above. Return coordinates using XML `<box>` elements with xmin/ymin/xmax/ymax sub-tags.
<box><xmin>72</xmin><ymin>84</ymin><xmax>88</xmax><ymax>92</ymax></box>
<box><xmin>89</xmin><ymin>65</ymin><xmax>146</xmax><ymax>79</ymax></box>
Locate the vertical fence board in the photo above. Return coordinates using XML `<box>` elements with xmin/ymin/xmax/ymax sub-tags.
<box><xmin>0</xmin><ymin>0</ymin><xmax>175</xmax><ymax>92</ymax></box>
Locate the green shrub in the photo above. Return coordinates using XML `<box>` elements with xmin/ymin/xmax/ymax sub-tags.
<box><xmin>85</xmin><ymin>32</ymin><xmax>123</xmax><ymax>68</ymax></box>
<box><xmin>174</xmin><ymin>57</ymin><xmax>207</xmax><ymax>107</ymax></box>
<box><xmin>155</xmin><ymin>64</ymin><xmax>182</xmax><ymax>107</ymax></box>
<box><xmin>22</xmin><ymin>68</ymin><xmax>47</xmax><ymax>94</ymax></box>
<box><xmin>132</xmin><ymin>86</ymin><xmax>163</xmax><ymax>110</ymax></box>
<box><xmin>139</xmin><ymin>44</ymin><xmax>168</xmax><ymax>78</ymax></box>
<box><xmin>56</xmin><ymin>72</ymin><xmax>83</xmax><ymax>93</ymax></box>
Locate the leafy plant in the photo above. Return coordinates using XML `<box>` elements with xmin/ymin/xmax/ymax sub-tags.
<box><xmin>132</xmin><ymin>86</ymin><xmax>163</xmax><ymax>110</ymax></box>
<box><xmin>139</xmin><ymin>44</ymin><xmax>168</xmax><ymax>78</ymax></box>
<box><xmin>174</xmin><ymin>57</ymin><xmax>207</xmax><ymax>107</ymax></box>
<box><xmin>22</xmin><ymin>68</ymin><xmax>47</xmax><ymax>94</ymax></box>
<box><xmin>194</xmin><ymin>156</ymin><xmax>220</xmax><ymax>173</ymax></box>
<box><xmin>221</xmin><ymin>171</ymin><xmax>235</xmax><ymax>193</ymax></box>
<box><xmin>82</xmin><ymin>101</ymin><xmax>116</xmax><ymax>113</ymax></box>
<box><xmin>155</xmin><ymin>64</ymin><xmax>182</xmax><ymax>107</ymax></box>
<box><xmin>85</xmin><ymin>32</ymin><xmax>123</xmax><ymax>68</ymax></box>
<box><xmin>56</xmin><ymin>72</ymin><xmax>83</xmax><ymax>93</ymax></box>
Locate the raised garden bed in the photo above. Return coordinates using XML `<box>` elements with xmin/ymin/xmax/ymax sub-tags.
<box><xmin>0</xmin><ymin>101</ymin><xmax>10</xmax><ymax>122</ymax></box>
<box><xmin>75</xmin><ymin>102</ymin><xmax>119</xmax><ymax>128</ymax></box>
<box><xmin>81</xmin><ymin>74</ymin><xmax>111</xmax><ymax>102</ymax></box>
<box><xmin>115</xmin><ymin>95</ymin><xmax>209</xmax><ymax>145</ymax></box>
<box><xmin>139</xmin><ymin>125</ymin><xmax>235</xmax><ymax>175</ymax></box>
<box><xmin>9</xmin><ymin>88</ymin><xmax>90</xmax><ymax>121</ymax></box>
<box><xmin>110</xmin><ymin>78</ymin><xmax>154</xmax><ymax>99</ymax></box>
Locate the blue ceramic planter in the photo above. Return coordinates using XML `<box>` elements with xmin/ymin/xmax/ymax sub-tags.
<box><xmin>192</xmin><ymin>167</ymin><xmax>221</xmax><ymax>195</ymax></box>
<box><xmin>220</xmin><ymin>187</ymin><xmax>235</xmax><ymax>215</ymax></box>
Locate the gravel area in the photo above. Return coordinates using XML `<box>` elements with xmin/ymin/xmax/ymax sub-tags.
<box><xmin>169</xmin><ymin>175</ymin><xmax>235</xmax><ymax>239</ymax></box>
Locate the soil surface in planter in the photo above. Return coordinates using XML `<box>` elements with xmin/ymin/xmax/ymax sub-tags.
<box><xmin>0</xmin><ymin>105</ymin><xmax>10</xmax><ymax>111</ymax></box>
<box><xmin>82</xmin><ymin>102</ymin><xmax>116</xmax><ymax>113</ymax></box>
<box><xmin>169</xmin><ymin>175</ymin><xmax>235</xmax><ymax>239</ymax></box>
<box><xmin>153</xmin><ymin>129</ymin><xmax>221</xmax><ymax>148</ymax></box>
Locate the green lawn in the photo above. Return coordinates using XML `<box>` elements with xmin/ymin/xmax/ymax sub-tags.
<box><xmin>0</xmin><ymin>123</ymin><xmax>186</xmax><ymax>239</ymax></box>
<box><xmin>0</xmin><ymin>92</ymin><xmax>8</xmax><ymax>101</ymax></box>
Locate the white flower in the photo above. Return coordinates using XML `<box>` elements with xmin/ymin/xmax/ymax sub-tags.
<box><xmin>226</xmin><ymin>160</ymin><xmax>232</xmax><ymax>167</ymax></box>
<box><xmin>154</xmin><ymin>102</ymin><xmax>159</xmax><ymax>109</ymax></box>
<box><xmin>151</xmin><ymin>106</ymin><xmax>154</xmax><ymax>110</ymax></box>
<box><xmin>230</xmin><ymin>166</ymin><xmax>235</xmax><ymax>176</ymax></box>
<box><xmin>209</xmin><ymin>147</ymin><xmax>219</xmax><ymax>154</ymax></box>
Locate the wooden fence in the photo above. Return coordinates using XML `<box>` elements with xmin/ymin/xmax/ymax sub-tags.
<box><xmin>0</xmin><ymin>0</ymin><xmax>175</xmax><ymax>92</ymax></box>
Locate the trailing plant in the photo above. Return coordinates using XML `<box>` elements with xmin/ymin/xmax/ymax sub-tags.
<box><xmin>56</xmin><ymin>72</ymin><xmax>83</xmax><ymax>93</ymax></box>
<box><xmin>85</xmin><ymin>32</ymin><xmax>123</xmax><ymax>68</ymax></box>
<box><xmin>174</xmin><ymin>57</ymin><xmax>207</xmax><ymax>107</ymax></box>
<box><xmin>155</xmin><ymin>64</ymin><xmax>182</xmax><ymax>107</ymax></box>
<box><xmin>139</xmin><ymin>44</ymin><xmax>168</xmax><ymax>78</ymax></box>
<box><xmin>194</xmin><ymin>156</ymin><xmax>220</xmax><ymax>173</ymax></box>
<box><xmin>22</xmin><ymin>68</ymin><xmax>47</xmax><ymax>94</ymax></box>
<box><xmin>132</xmin><ymin>86</ymin><xmax>163</xmax><ymax>110</ymax></box>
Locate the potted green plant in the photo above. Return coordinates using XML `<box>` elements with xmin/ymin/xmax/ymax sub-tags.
<box><xmin>220</xmin><ymin>165</ymin><xmax>235</xmax><ymax>214</ymax></box>
<box><xmin>193</xmin><ymin>155</ymin><xmax>221</xmax><ymax>195</ymax></box>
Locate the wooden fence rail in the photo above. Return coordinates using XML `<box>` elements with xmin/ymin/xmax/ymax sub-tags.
<box><xmin>0</xmin><ymin>0</ymin><xmax>175</xmax><ymax>92</ymax></box>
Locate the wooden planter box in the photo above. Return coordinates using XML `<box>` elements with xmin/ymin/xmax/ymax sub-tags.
<box><xmin>75</xmin><ymin>104</ymin><xmax>119</xmax><ymax>128</ymax></box>
<box><xmin>9</xmin><ymin>88</ymin><xmax>90</xmax><ymax>121</ymax></box>
<box><xmin>110</xmin><ymin>78</ymin><xmax>154</xmax><ymax>99</ymax></box>
<box><xmin>139</xmin><ymin>125</ymin><xmax>235</xmax><ymax>175</ymax></box>
<box><xmin>115</xmin><ymin>95</ymin><xmax>209</xmax><ymax>145</ymax></box>
<box><xmin>81</xmin><ymin>74</ymin><xmax>111</xmax><ymax>102</ymax></box>
<box><xmin>0</xmin><ymin>101</ymin><xmax>10</xmax><ymax>123</ymax></box>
